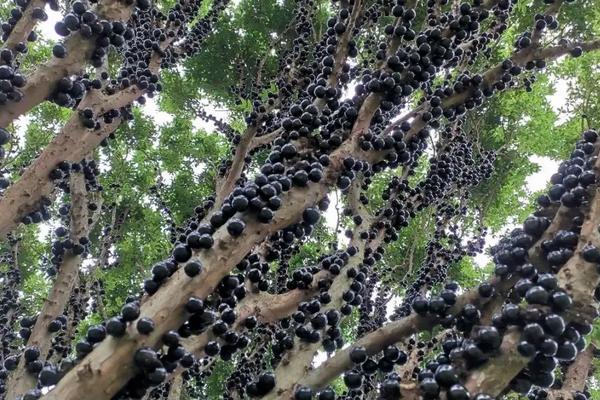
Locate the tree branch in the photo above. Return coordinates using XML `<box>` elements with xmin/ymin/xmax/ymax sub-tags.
<box><xmin>34</xmin><ymin>8</ymin><xmax>600</xmax><ymax>400</ymax></box>
<box><xmin>0</xmin><ymin>0</ymin><xmax>135</xmax><ymax>128</ymax></box>
<box><xmin>167</xmin><ymin>373</ymin><xmax>184</xmax><ymax>400</ymax></box>
<box><xmin>0</xmin><ymin>0</ymin><xmax>46</xmax><ymax>52</ymax></box>
<box><xmin>0</xmin><ymin>117</ymin><xmax>120</xmax><ymax>237</ymax></box>
<box><xmin>0</xmin><ymin>26</ymin><xmax>182</xmax><ymax>237</ymax></box>
<box><xmin>463</xmin><ymin>158</ymin><xmax>600</xmax><ymax>396</ymax></box>
<box><xmin>214</xmin><ymin>126</ymin><xmax>258</xmax><ymax>207</ymax></box>
<box><xmin>555</xmin><ymin>345</ymin><xmax>595</xmax><ymax>396</ymax></box>
<box><xmin>5</xmin><ymin>170</ymin><xmax>91</xmax><ymax>398</ymax></box>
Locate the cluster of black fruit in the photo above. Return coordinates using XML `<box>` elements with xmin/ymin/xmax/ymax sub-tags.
<box><xmin>228</xmin><ymin>326</ymin><xmax>275</xmax><ymax>397</ymax></box>
<box><xmin>1</xmin><ymin>0</ymin><xmax>592</xmax><ymax>397</ymax></box>
<box><xmin>371</xmin><ymin>125</ymin><xmax>495</xmax><ymax>244</ymax></box>
<box><xmin>274</xmin><ymin>242</ymin><xmax>302</xmax><ymax>293</ymax></box>
<box><xmin>20</xmin><ymin>196</ymin><xmax>52</xmax><ymax>225</ymax></box>
<box><xmin>112</xmin><ymin>0</ymin><xmax>229</xmax><ymax>98</ymax></box>
<box><xmin>388</xmin><ymin>129</ymin><xmax>600</xmax><ymax>400</ymax></box>
<box><xmin>4</xmin><ymin>350</ymin><xmax>64</xmax><ymax>400</ymax></box>
<box><xmin>316</xmin><ymin>0</ymin><xmax>501</xmax><ymax>132</ymax></box>
<box><xmin>110</xmin><ymin>6</ymin><xmax>168</xmax><ymax>97</ymax></box>
<box><xmin>117</xmin><ymin>0</ymin><xmax>530</xmax><ymax>396</ymax></box>
<box><xmin>196</xmin><ymin>107</ymin><xmax>235</xmax><ymax>142</ymax></box>
<box><xmin>393</xmin><ymin>206</ymin><xmax>486</xmax><ymax>319</ymax></box>
<box><xmin>49</xmin><ymin>76</ymin><xmax>87</xmax><ymax>109</ymax></box>
<box><xmin>47</xmin><ymin>280</ymin><xmax>95</xmax><ymax>362</ymax></box>
<box><xmin>53</xmin><ymin>0</ymin><xmax>134</xmax><ymax>67</ymax></box>
<box><xmin>101</xmin><ymin>202</ymin><xmax>331</xmax><ymax>397</ymax></box>
<box><xmin>0</xmin><ymin>49</ymin><xmax>26</xmax><ymax>105</ymax></box>
<box><xmin>0</xmin><ymin>242</ymin><xmax>22</xmax><ymax>378</ymax></box>
<box><xmin>149</xmin><ymin>184</ymin><xmax>178</xmax><ymax>244</ymax></box>
<box><xmin>46</xmin><ymin>0</ymin><xmax>228</xmax><ymax>169</ymax></box>
<box><xmin>217</xmin><ymin>0</ymin><xmax>347</xmax><ymax>219</ymax></box>
<box><xmin>47</xmin><ymin>0</ymin><xmax>139</xmax><ymax>109</ymax></box>
<box><xmin>48</xmin><ymin>225</ymin><xmax>90</xmax><ymax>275</ymax></box>
<box><xmin>225</xmin><ymin>0</ymin><xmax>505</xmax><ymax>222</ymax></box>
<box><xmin>538</xmin><ymin>136</ymin><xmax>597</xmax><ymax>210</ymax></box>
<box><xmin>0</xmin><ymin>127</ymin><xmax>13</xmax><ymax>189</ymax></box>
<box><xmin>268</xmin><ymin>126</ymin><xmax>495</xmax><ymax>376</ymax></box>
<box><xmin>48</xmin><ymin>159</ymin><xmax>102</xmax><ymax>191</ymax></box>
<box><xmin>355</xmin><ymin>268</ymin><xmax>389</xmax><ymax>337</ymax></box>
<box><xmin>176</xmin><ymin>0</ymin><xmax>231</xmax><ymax>60</ymax></box>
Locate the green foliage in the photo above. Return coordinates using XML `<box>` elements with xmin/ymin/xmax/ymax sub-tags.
<box><xmin>163</xmin><ymin>0</ymin><xmax>299</xmax><ymax>106</ymax></box>
<box><xmin>157</xmin><ymin>117</ymin><xmax>228</xmax><ymax>222</ymax></box>
<box><xmin>72</xmin><ymin>313</ymin><xmax>104</xmax><ymax>347</ymax></box>
<box><xmin>201</xmin><ymin>359</ymin><xmax>235</xmax><ymax>398</ymax></box>
<box><xmin>10</xmin><ymin>103</ymin><xmax>71</xmax><ymax>171</ymax></box>
<box><xmin>288</xmin><ymin>222</ymin><xmax>337</xmax><ymax>271</ymax></box>
<box><xmin>20</xmin><ymin>270</ymin><xmax>50</xmax><ymax>316</ymax></box>
<box><xmin>330</xmin><ymin>375</ymin><xmax>347</xmax><ymax>396</ymax></box>
<box><xmin>5</xmin><ymin>1</ymin><xmax>600</xmax><ymax>397</ymax></box>
<box><xmin>552</xmin><ymin>50</ymin><xmax>600</xmax><ymax>130</ymax></box>
<box><xmin>589</xmin><ymin>320</ymin><xmax>600</xmax><ymax>349</ymax></box>
<box><xmin>19</xmin><ymin>38</ymin><xmax>53</xmax><ymax>73</ymax></box>
<box><xmin>447</xmin><ymin>257</ymin><xmax>492</xmax><ymax>288</ymax></box>
<box><xmin>472</xmin><ymin>151</ymin><xmax>538</xmax><ymax>231</ymax></box>
<box><xmin>379</xmin><ymin>210</ymin><xmax>435</xmax><ymax>290</ymax></box>
<box><xmin>340</xmin><ymin>306</ymin><xmax>360</xmax><ymax>343</ymax></box>
<box><xmin>100</xmin><ymin>207</ymin><xmax>172</xmax><ymax>316</ymax></box>
<box><xmin>14</xmin><ymin>225</ymin><xmax>49</xmax><ymax>280</ymax></box>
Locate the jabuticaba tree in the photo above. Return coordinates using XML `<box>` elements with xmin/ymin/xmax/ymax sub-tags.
<box><xmin>1</xmin><ymin>0</ymin><xmax>600</xmax><ymax>399</ymax></box>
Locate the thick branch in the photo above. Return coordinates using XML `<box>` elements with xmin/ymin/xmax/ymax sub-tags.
<box><xmin>0</xmin><ymin>117</ymin><xmax>120</xmax><ymax>237</ymax></box>
<box><xmin>5</xmin><ymin>171</ymin><xmax>90</xmax><ymax>399</ymax></box>
<box><xmin>167</xmin><ymin>373</ymin><xmax>184</xmax><ymax>400</ymax></box>
<box><xmin>0</xmin><ymin>1</ymin><xmax>135</xmax><ymax>128</ymax></box>
<box><xmin>0</xmin><ymin>0</ymin><xmax>46</xmax><ymax>52</ymax></box>
<box><xmin>0</xmin><ymin>29</ymin><xmax>179</xmax><ymax>237</ymax></box>
<box><xmin>215</xmin><ymin>127</ymin><xmax>258</xmax><ymax>206</ymax></box>
<box><xmin>560</xmin><ymin>345</ymin><xmax>594</xmax><ymax>393</ymax></box>
<box><xmin>249</xmin><ymin>128</ymin><xmax>283</xmax><ymax>152</ymax></box>
<box><xmin>463</xmin><ymin>328</ymin><xmax>528</xmax><ymax>396</ymax></box>
<box><xmin>463</xmin><ymin>161</ymin><xmax>600</xmax><ymax>396</ymax></box>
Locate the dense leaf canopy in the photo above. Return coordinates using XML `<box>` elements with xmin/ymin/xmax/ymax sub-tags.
<box><xmin>1</xmin><ymin>0</ymin><xmax>600</xmax><ymax>399</ymax></box>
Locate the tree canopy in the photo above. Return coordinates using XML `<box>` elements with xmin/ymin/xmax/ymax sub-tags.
<box><xmin>1</xmin><ymin>0</ymin><xmax>600</xmax><ymax>399</ymax></box>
